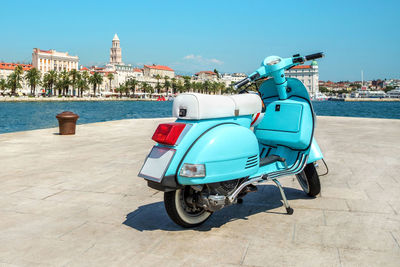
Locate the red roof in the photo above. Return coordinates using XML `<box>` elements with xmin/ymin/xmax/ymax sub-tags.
<box><xmin>144</xmin><ymin>64</ymin><xmax>174</xmax><ymax>71</ymax></box>
<box><xmin>133</xmin><ymin>68</ymin><xmax>142</xmax><ymax>72</ymax></box>
<box><xmin>195</xmin><ymin>71</ymin><xmax>216</xmax><ymax>75</ymax></box>
<box><xmin>291</xmin><ymin>65</ymin><xmax>312</xmax><ymax>69</ymax></box>
<box><xmin>80</xmin><ymin>67</ymin><xmax>89</xmax><ymax>71</ymax></box>
<box><xmin>0</xmin><ymin>62</ymin><xmax>33</xmax><ymax>71</ymax></box>
<box><xmin>39</xmin><ymin>49</ymin><xmax>52</xmax><ymax>54</ymax></box>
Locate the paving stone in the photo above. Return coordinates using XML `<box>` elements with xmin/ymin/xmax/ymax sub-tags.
<box><xmin>0</xmin><ymin>117</ymin><xmax>399</xmax><ymax>266</ymax></box>
<box><xmin>339</xmin><ymin>248</ymin><xmax>400</xmax><ymax>267</ymax></box>
<box><xmin>243</xmin><ymin>243</ymin><xmax>340</xmax><ymax>267</ymax></box>
<box><xmin>294</xmin><ymin>224</ymin><xmax>399</xmax><ymax>251</ymax></box>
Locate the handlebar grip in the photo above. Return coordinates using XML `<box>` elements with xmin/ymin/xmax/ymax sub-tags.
<box><xmin>234</xmin><ymin>77</ymin><xmax>250</xmax><ymax>90</ymax></box>
<box><xmin>305</xmin><ymin>52</ymin><xmax>324</xmax><ymax>61</ymax></box>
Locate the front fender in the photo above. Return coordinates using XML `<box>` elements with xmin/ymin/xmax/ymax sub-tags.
<box><xmin>177</xmin><ymin>124</ymin><xmax>259</xmax><ymax>185</ymax></box>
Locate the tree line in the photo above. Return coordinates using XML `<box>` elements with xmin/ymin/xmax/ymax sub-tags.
<box><xmin>0</xmin><ymin>66</ymin><xmax>105</xmax><ymax>97</ymax></box>
<box><xmin>115</xmin><ymin>74</ymin><xmax>234</xmax><ymax>97</ymax></box>
<box><xmin>0</xmin><ymin>67</ymin><xmax>236</xmax><ymax>97</ymax></box>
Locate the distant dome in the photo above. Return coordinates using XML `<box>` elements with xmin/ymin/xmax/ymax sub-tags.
<box><xmin>311</xmin><ymin>60</ymin><xmax>318</xmax><ymax>66</ymax></box>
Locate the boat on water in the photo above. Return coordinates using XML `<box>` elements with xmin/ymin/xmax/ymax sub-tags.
<box><xmin>386</xmin><ymin>88</ymin><xmax>400</xmax><ymax>98</ymax></box>
<box><xmin>312</xmin><ymin>92</ymin><xmax>329</xmax><ymax>101</ymax></box>
<box><xmin>351</xmin><ymin>90</ymin><xmax>387</xmax><ymax>98</ymax></box>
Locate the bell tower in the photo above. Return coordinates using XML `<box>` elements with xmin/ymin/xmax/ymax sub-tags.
<box><xmin>110</xmin><ymin>33</ymin><xmax>122</xmax><ymax>65</ymax></box>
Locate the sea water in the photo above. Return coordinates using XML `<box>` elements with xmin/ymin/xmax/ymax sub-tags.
<box><xmin>0</xmin><ymin>101</ymin><xmax>399</xmax><ymax>134</ymax></box>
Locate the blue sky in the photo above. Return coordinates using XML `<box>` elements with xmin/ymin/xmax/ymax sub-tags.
<box><xmin>1</xmin><ymin>0</ymin><xmax>399</xmax><ymax>81</ymax></box>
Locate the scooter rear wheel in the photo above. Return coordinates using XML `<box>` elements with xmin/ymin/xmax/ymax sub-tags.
<box><xmin>296</xmin><ymin>163</ymin><xmax>321</xmax><ymax>197</ymax></box>
<box><xmin>164</xmin><ymin>187</ymin><xmax>212</xmax><ymax>228</ymax></box>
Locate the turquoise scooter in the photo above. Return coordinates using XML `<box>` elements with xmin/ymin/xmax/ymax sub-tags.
<box><xmin>139</xmin><ymin>52</ymin><xmax>325</xmax><ymax>227</ymax></box>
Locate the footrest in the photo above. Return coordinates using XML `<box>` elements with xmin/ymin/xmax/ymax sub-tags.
<box><xmin>259</xmin><ymin>155</ymin><xmax>286</xmax><ymax>167</ymax></box>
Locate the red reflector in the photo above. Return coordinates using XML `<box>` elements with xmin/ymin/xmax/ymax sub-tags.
<box><xmin>152</xmin><ymin>123</ymin><xmax>186</xmax><ymax>145</ymax></box>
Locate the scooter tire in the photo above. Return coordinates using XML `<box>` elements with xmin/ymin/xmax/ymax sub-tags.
<box><xmin>304</xmin><ymin>163</ymin><xmax>321</xmax><ymax>197</ymax></box>
<box><xmin>164</xmin><ymin>189</ymin><xmax>212</xmax><ymax>228</ymax></box>
<box><xmin>296</xmin><ymin>163</ymin><xmax>321</xmax><ymax>197</ymax></box>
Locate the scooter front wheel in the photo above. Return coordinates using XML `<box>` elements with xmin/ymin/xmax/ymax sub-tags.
<box><xmin>296</xmin><ymin>163</ymin><xmax>321</xmax><ymax>197</ymax></box>
<box><xmin>164</xmin><ymin>187</ymin><xmax>212</xmax><ymax>228</ymax></box>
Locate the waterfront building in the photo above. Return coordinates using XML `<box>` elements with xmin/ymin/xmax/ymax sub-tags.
<box><xmin>194</xmin><ymin>71</ymin><xmax>217</xmax><ymax>81</ymax></box>
<box><xmin>0</xmin><ymin>62</ymin><xmax>33</xmax><ymax>95</ymax></box>
<box><xmin>110</xmin><ymin>34</ymin><xmax>122</xmax><ymax>65</ymax></box>
<box><xmin>102</xmin><ymin>64</ymin><xmax>143</xmax><ymax>92</ymax></box>
<box><xmin>221</xmin><ymin>72</ymin><xmax>247</xmax><ymax>87</ymax></box>
<box><xmin>143</xmin><ymin>64</ymin><xmax>175</xmax><ymax>78</ymax></box>
<box><xmin>286</xmin><ymin>60</ymin><xmax>319</xmax><ymax>96</ymax></box>
<box><xmin>32</xmin><ymin>48</ymin><xmax>79</xmax><ymax>73</ymax></box>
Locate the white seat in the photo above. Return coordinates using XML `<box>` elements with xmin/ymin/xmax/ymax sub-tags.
<box><xmin>172</xmin><ymin>93</ymin><xmax>262</xmax><ymax>120</ymax></box>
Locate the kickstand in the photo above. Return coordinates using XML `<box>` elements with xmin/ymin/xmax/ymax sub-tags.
<box><xmin>272</xmin><ymin>178</ymin><xmax>294</xmax><ymax>215</ymax></box>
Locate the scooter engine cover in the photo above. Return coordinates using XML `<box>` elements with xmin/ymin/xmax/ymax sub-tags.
<box><xmin>177</xmin><ymin>124</ymin><xmax>259</xmax><ymax>185</ymax></box>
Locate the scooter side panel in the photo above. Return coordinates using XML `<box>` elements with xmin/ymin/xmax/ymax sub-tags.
<box><xmin>161</xmin><ymin>116</ymin><xmax>253</xmax><ymax>179</ymax></box>
<box><xmin>176</xmin><ymin>124</ymin><xmax>259</xmax><ymax>185</ymax></box>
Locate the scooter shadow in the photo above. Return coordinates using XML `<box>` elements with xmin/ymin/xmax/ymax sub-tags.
<box><xmin>123</xmin><ymin>184</ymin><xmax>311</xmax><ymax>232</ymax></box>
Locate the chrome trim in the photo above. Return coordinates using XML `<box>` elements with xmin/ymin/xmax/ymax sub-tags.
<box><xmin>227</xmin><ymin>176</ymin><xmax>264</xmax><ymax>203</ymax></box>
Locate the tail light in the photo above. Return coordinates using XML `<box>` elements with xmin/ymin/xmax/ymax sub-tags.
<box><xmin>152</xmin><ymin>123</ymin><xmax>186</xmax><ymax>145</ymax></box>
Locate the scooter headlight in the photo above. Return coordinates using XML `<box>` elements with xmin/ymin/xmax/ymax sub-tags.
<box><xmin>180</xmin><ymin>164</ymin><xmax>206</xmax><ymax>178</ymax></box>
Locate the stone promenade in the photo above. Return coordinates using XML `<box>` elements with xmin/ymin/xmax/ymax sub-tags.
<box><xmin>0</xmin><ymin>116</ymin><xmax>399</xmax><ymax>266</ymax></box>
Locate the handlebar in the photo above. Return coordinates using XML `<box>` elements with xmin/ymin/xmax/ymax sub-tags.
<box><xmin>234</xmin><ymin>52</ymin><xmax>323</xmax><ymax>90</ymax></box>
<box><xmin>234</xmin><ymin>77</ymin><xmax>250</xmax><ymax>90</ymax></box>
<box><xmin>234</xmin><ymin>72</ymin><xmax>260</xmax><ymax>90</ymax></box>
<box><xmin>305</xmin><ymin>52</ymin><xmax>324</xmax><ymax>61</ymax></box>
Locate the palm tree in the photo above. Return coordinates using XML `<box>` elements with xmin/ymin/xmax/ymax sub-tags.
<box><xmin>58</xmin><ymin>70</ymin><xmax>70</xmax><ymax>96</ymax></box>
<box><xmin>54</xmin><ymin>78</ymin><xmax>64</xmax><ymax>96</ymax></box>
<box><xmin>163</xmin><ymin>76</ymin><xmax>171</xmax><ymax>95</ymax></box>
<box><xmin>183</xmin><ymin>76</ymin><xmax>191</xmax><ymax>92</ymax></box>
<box><xmin>24</xmin><ymin>68</ymin><xmax>41</xmax><ymax>96</ymax></box>
<box><xmin>69</xmin><ymin>69</ymin><xmax>79</xmax><ymax>96</ymax></box>
<box><xmin>154</xmin><ymin>74</ymin><xmax>162</xmax><ymax>94</ymax></box>
<box><xmin>89</xmin><ymin>72</ymin><xmax>103</xmax><ymax>97</ymax></box>
<box><xmin>8</xmin><ymin>65</ymin><xmax>24</xmax><ymax>95</ymax></box>
<box><xmin>0</xmin><ymin>78</ymin><xmax>7</xmax><ymax>95</ymax></box>
<box><xmin>116</xmin><ymin>84</ymin><xmax>127</xmax><ymax>97</ymax></box>
<box><xmin>43</xmin><ymin>70</ymin><xmax>57</xmax><ymax>96</ymax></box>
<box><xmin>76</xmin><ymin>73</ymin><xmax>89</xmax><ymax>97</ymax></box>
<box><xmin>217</xmin><ymin>82</ymin><xmax>226</xmax><ymax>95</ymax></box>
<box><xmin>190</xmin><ymin>82</ymin><xmax>199</xmax><ymax>93</ymax></box>
<box><xmin>141</xmin><ymin>82</ymin><xmax>153</xmax><ymax>97</ymax></box>
<box><xmin>203</xmin><ymin>81</ymin><xmax>211</xmax><ymax>94</ymax></box>
<box><xmin>80</xmin><ymin>71</ymin><xmax>90</xmax><ymax>97</ymax></box>
<box><xmin>171</xmin><ymin>78</ymin><xmax>177</xmax><ymax>95</ymax></box>
<box><xmin>7</xmin><ymin>73</ymin><xmax>18</xmax><ymax>96</ymax></box>
<box><xmin>177</xmin><ymin>80</ymin><xmax>184</xmax><ymax>93</ymax></box>
<box><xmin>106</xmin><ymin>73</ymin><xmax>114</xmax><ymax>92</ymax></box>
<box><xmin>128</xmin><ymin>78</ymin><xmax>138</xmax><ymax>96</ymax></box>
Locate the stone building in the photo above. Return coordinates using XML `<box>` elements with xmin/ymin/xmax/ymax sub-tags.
<box><xmin>143</xmin><ymin>64</ymin><xmax>174</xmax><ymax>78</ymax></box>
<box><xmin>285</xmin><ymin>60</ymin><xmax>319</xmax><ymax>96</ymax></box>
<box><xmin>194</xmin><ymin>71</ymin><xmax>217</xmax><ymax>81</ymax></box>
<box><xmin>110</xmin><ymin>34</ymin><xmax>122</xmax><ymax>65</ymax></box>
<box><xmin>32</xmin><ymin>48</ymin><xmax>79</xmax><ymax>73</ymax></box>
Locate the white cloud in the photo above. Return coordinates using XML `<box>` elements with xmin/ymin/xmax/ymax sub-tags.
<box><xmin>183</xmin><ymin>54</ymin><xmax>223</xmax><ymax>65</ymax></box>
